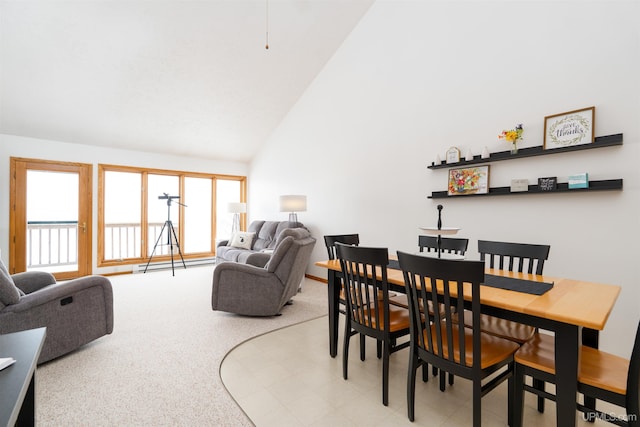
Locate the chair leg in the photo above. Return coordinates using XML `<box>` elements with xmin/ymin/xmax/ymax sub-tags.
<box><xmin>507</xmin><ymin>367</ymin><xmax>514</xmax><ymax>427</ymax></box>
<box><xmin>377</xmin><ymin>339</ymin><xmax>383</xmax><ymax>359</ymax></box>
<box><xmin>422</xmin><ymin>363</ymin><xmax>428</xmax><ymax>382</ymax></box>
<box><xmin>439</xmin><ymin>368</ymin><xmax>446</xmax><ymax>392</ymax></box>
<box><xmin>407</xmin><ymin>352</ymin><xmax>419</xmax><ymax>422</ymax></box>
<box><xmin>360</xmin><ymin>333</ymin><xmax>366</xmax><ymax>361</ymax></box>
<box><xmin>473</xmin><ymin>380</ymin><xmax>482</xmax><ymax>427</ymax></box>
<box><xmin>382</xmin><ymin>340</ymin><xmax>390</xmax><ymax>406</ymax></box>
<box><xmin>343</xmin><ymin>319</ymin><xmax>351</xmax><ymax>380</ymax></box>
<box><xmin>513</xmin><ymin>363</ymin><xmax>525</xmax><ymax>427</ymax></box>
<box><xmin>448</xmin><ymin>372</ymin><xmax>455</xmax><ymax>386</ymax></box>
<box><xmin>583</xmin><ymin>395</ymin><xmax>596</xmax><ymax>422</ymax></box>
<box><xmin>533</xmin><ymin>378</ymin><xmax>545</xmax><ymax>412</ymax></box>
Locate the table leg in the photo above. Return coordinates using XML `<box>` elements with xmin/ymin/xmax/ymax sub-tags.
<box><xmin>582</xmin><ymin>328</ymin><xmax>599</xmax><ymax>416</ymax></box>
<box><xmin>16</xmin><ymin>373</ymin><xmax>36</xmax><ymax>426</ymax></box>
<box><xmin>554</xmin><ymin>323</ymin><xmax>580</xmax><ymax>426</ymax></box>
<box><xmin>327</xmin><ymin>269</ymin><xmax>340</xmax><ymax>358</ymax></box>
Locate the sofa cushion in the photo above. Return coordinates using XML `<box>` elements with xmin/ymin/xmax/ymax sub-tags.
<box><xmin>268</xmin><ymin>222</ymin><xmax>297</xmax><ymax>249</ymax></box>
<box><xmin>253</xmin><ymin>221</ymin><xmax>280</xmax><ymax>251</ymax></box>
<box><xmin>229</xmin><ymin>232</ymin><xmax>255</xmax><ymax>249</ymax></box>
<box><xmin>0</xmin><ymin>259</ymin><xmax>21</xmax><ymax>306</ymax></box>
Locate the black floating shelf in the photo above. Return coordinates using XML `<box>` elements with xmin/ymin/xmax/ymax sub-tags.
<box><xmin>428</xmin><ymin>133</ymin><xmax>623</xmax><ymax>169</ymax></box>
<box><xmin>428</xmin><ymin>179</ymin><xmax>623</xmax><ymax>199</ymax></box>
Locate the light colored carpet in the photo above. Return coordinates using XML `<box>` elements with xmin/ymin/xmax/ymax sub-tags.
<box><xmin>35</xmin><ymin>265</ymin><xmax>327</xmax><ymax>426</ymax></box>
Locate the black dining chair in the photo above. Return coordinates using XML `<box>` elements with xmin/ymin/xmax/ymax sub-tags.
<box><xmin>473</xmin><ymin>239</ymin><xmax>550</xmax><ymax>344</ymax></box>
<box><xmin>513</xmin><ymin>320</ymin><xmax>640</xmax><ymax>427</ymax></box>
<box><xmin>418</xmin><ymin>235</ymin><xmax>469</xmax><ymax>256</ymax></box>
<box><xmin>417</xmin><ymin>235</ymin><xmax>469</xmax><ymax>385</ymax></box>
<box><xmin>472</xmin><ymin>240</ymin><xmax>551</xmax><ymax>410</ymax></box>
<box><xmin>324</xmin><ymin>234</ymin><xmax>360</xmax><ymax>261</ymax></box>
<box><xmin>397</xmin><ymin>251</ymin><xmax>519</xmax><ymax>426</ymax></box>
<box><xmin>336</xmin><ymin>242</ymin><xmax>411</xmax><ymax>406</ymax></box>
<box><xmin>324</xmin><ymin>234</ymin><xmax>370</xmax><ymax>360</ymax></box>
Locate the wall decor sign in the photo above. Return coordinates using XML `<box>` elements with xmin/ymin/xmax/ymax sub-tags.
<box><xmin>446</xmin><ymin>147</ymin><xmax>460</xmax><ymax>164</ymax></box>
<box><xmin>538</xmin><ymin>177</ymin><xmax>557</xmax><ymax>191</ymax></box>
<box><xmin>510</xmin><ymin>179</ymin><xmax>529</xmax><ymax>193</ymax></box>
<box><xmin>448</xmin><ymin>165</ymin><xmax>490</xmax><ymax>196</ymax></box>
<box><xmin>568</xmin><ymin>173</ymin><xmax>589</xmax><ymax>189</ymax></box>
<box><xmin>544</xmin><ymin>106</ymin><xmax>595</xmax><ymax>150</ymax></box>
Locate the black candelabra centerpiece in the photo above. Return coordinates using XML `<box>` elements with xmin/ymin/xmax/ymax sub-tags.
<box><xmin>419</xmin><ymin>204</ymin><xmax>460</xmax><ymax>259</ymax></box>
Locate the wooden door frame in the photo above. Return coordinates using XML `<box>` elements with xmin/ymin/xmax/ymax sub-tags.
<box><xmin>9</xmin><ymin>157</ymin><xmax>93</xmax><ymax>279</ymax></box>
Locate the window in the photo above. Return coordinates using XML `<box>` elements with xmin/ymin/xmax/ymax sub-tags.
<box><xmin>184</xmin><ymin>177</ymin><xmax>212</xmax><ymax>253</ymax></box>
<box><xmin>98</xmin><ymin>165</ymin><xmax>245</xmax><ymax>267</ymax></box>
<box><xmin>103</xmin><ymin>171</ymin><xmax>142</xmax><ymax>261</ymax></box>
<box><xmin>216</xmin><ymin>179</ymin><xmax>243</xmax><ymax>242</ymax></box>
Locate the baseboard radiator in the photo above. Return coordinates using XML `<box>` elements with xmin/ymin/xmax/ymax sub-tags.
<box><xmin>132</xmin><ymin>257</ymin><xmax>216</xmax><ymax>273</ymax></box>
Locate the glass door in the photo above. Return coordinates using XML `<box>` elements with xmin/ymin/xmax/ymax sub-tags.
<box><xmin>10</xmin><ymin>158</ymin><xmax>92</xmax><ymax>279</ymax></box>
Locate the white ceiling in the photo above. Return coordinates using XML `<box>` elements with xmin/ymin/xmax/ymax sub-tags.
<box><xmin>0</xmin><ymin>0</ymin><xmax>373</xmax><ymax>162</ymax></box>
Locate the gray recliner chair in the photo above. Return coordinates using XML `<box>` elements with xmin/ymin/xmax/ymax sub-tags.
<box><xmin>0</xmin><ymin>259</ymin><xmax>114</xmax><ymax>364</ymax></box>
<box><xmin>211</xmin><ymin>228</ymin><xmax>316</xmax><ymax>316</ymax></box>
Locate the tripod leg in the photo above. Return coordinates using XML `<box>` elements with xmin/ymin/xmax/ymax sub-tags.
<box><xmin>144</xmin><ymin>221</ymin><xmax>168</xmax><ymax>273</ymax></box>
<box><xmin>168</xmin><ymin>222</ymin><xmax>187</xmax><ymax>271</ymax></box>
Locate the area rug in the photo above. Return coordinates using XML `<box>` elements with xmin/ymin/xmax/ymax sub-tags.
<box><xmin>35</xmin><ymin>266</ymin><xmax>327</xmax><ymax>426</ymax></box>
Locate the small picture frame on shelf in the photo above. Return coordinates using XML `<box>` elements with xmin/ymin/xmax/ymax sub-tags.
<box><xmin>538</xmin><ymin>177</ymin><xmax>557</xmax><ymax>191</ymax></box>
<box><xmin>544</xmin><ymin>106</ymin><xmax>595</xmax><ymax>150</ymax></box>
<box><xmin>510</xmin><ymin>179</ymin><xmax>529</xmax><ymax>193</ymax></box>
<box><xmin>448</xmin><ymin>165</ymin><xmax>490</xmax><ymax>196</ymax></box>
<box><xmin>446</xmin><ymin>147</ymin><xmax>460</xmax><ymax>164</ymax></box>
<box><xmin>568</xmin><ymin>173</ymin><xmax>589</xmax><ymax>189</ymax></box>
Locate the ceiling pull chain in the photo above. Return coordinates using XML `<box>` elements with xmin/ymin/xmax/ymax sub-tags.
<box><xmin>265</xmin><ymin>0</ymin><xmax>269</xmax><ymax>49</ymax></box>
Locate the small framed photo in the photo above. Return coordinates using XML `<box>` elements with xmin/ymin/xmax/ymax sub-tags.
<box><xmin>544</xmin><ymin>106</ymin><xmax>595</xmax><ymax>150</ymax></box>
<box><xmin>448</xmin><ymin>165</ymin><xmax>490</xmax><ymax>196</ymax></box>
<box><xmin>538</xmin><ymin>177</ymin><xmax>557</xmax><ymax>191</ymax></box>
<box><xmin>446</xmin><ymin>147</ymin><xmax>460</xmax><ymax>164</ymax></box>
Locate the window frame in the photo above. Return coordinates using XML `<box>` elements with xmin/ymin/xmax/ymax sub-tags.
<box><xmin>98</xmin><ymin>164</ymin><xmax>246</xmax><ymax>268</ymax></box>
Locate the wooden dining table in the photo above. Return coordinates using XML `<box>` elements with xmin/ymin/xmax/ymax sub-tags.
<box><xmin>315</xmin><ymin>257</ymin><xmax>621</xmax><ymax>427</ymax></box>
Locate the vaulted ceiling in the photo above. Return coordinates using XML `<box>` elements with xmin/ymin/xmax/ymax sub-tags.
<box><xmin>0</xmin><ymin>1</ymin><xmax>373</xmax><ymax>162</ymax></box>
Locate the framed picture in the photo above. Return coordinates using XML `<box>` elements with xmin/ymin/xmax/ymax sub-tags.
<box><xmin>538</xmin><ymin>177</ymin><xmax>557</xmax><ymax>191</ymax></box>
<box><xmin>446</xmin><ymin>147</ymin><xmax>460</xmax><ymax>164</ymax></box>
<box><xmin>448</xmin><ymin>165</ymin><xmax>490</xmax><ymax>196</ymax></box>
<box><xmin>544</xmin><ymin>106</ymin><xmax>595</xmax><ymax>150</ymax></box>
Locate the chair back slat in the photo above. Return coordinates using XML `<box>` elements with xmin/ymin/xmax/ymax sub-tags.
<box><xmin>478</xmin><ymin>240</ymin><xmax>550</xmax><ymax>275</ymax></box>
<box><xmin>418</xmin><ymin>235</ymin><xmax>469</xmax><ymax>255</ymax></box>
<box><xmin>336</xmin><ymin>243</ymin><xmax>389</xmax><ymax>334</ymax></box>
<box><xmin>398</xmin><ymin>251</ymin><xmax>485</xmax><ymax>369</ymax></box>
<box><xmin>324</xmin><ymin>234</ymin><xmax>359</xmax><ymax>260</ymax></box>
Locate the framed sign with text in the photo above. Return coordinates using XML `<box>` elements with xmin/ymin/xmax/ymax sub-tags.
<box><xmin>538</xmin><ymin>177</ymin><xmax>557</xmax><ymax>191</ymax></box>
<box><xmin>544</xmin><ymin>106</ymin><xmax>595</xmax><ymax>150</ymax></box>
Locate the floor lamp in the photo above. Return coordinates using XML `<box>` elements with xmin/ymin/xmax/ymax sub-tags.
<box><xmin>279</xmin><ymin>195</ymin><xmax>306</xmax><ymax>227</ymax></box>
<box><xmin>228</xmin><ymin>202</ymin><xmax>246</xmax><ymax>234</ymax></box>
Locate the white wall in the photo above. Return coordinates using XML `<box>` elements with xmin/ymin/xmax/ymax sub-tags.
<box><xmin>249</xmin><ymin>1</ymin><xmax>640</xmax><ymax>356</ymax></box>
<box><xmin>0</xmin><ymin>134</ymin><xmax>248</xmax><ymax>274</ymax></box>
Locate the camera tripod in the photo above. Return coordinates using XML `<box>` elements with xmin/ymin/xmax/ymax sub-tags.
<box><xmin>144</xmin><ymin>194</ymin><xmax>187</xmax><ymax>276</ymax></box>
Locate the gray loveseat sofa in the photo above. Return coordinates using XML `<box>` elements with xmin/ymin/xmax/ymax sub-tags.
<box><xmin>216</xmin><ymin>220</ymin><xmax>306</xmax><ymax>266</ymax></box>
<box><xmin>212</xmin><ymin>228</ymin><xmax>316</xmax><ymax>316</ymax></box>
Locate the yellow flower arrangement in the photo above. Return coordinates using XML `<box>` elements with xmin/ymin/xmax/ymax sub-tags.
<box><xmin>499</xmin><ymin>124</ymin><xmax>524</xmax><ymax>144</ymax></box>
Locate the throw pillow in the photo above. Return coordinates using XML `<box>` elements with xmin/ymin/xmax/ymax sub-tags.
<box><xmin>229</xmin><ymin>232</ymin><xmax>255</xmax><ymax>250</ymax></box>
<box><xmin>0</xmin><ymin>258</ymin><xmax>21</xmax><ymax>306</ymax></box>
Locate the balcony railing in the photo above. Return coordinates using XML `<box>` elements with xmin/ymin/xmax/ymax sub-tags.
<box><xmin>27</xmin><ymin>221</ymin><xmax>78</xmax><ymax>269</ymax></box>
<box><xmin>104</xmin><ymin>222</ymin><xmax>172</xmax><ymax>260</ymax></box>
<box><xmin>27</xmin><ymin>221</ymin><xmax>171</xmax><ymax>269</ymax></box>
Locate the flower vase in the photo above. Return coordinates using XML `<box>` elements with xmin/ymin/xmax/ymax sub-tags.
<box><xmin>511</xmin><ymin>144</ymin><xmax>518</xmax><ymax>155</ymax></box>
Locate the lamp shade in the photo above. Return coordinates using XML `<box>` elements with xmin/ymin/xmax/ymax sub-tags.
<box><xmin>279</xmin><ymin>195</ymin><xmax>307</xmax><ymax>212</ymax></box>
<box><xmin>228</xmin><ymin>202</ymin><xmax>246</xmax><ymax>213</ymax></box>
